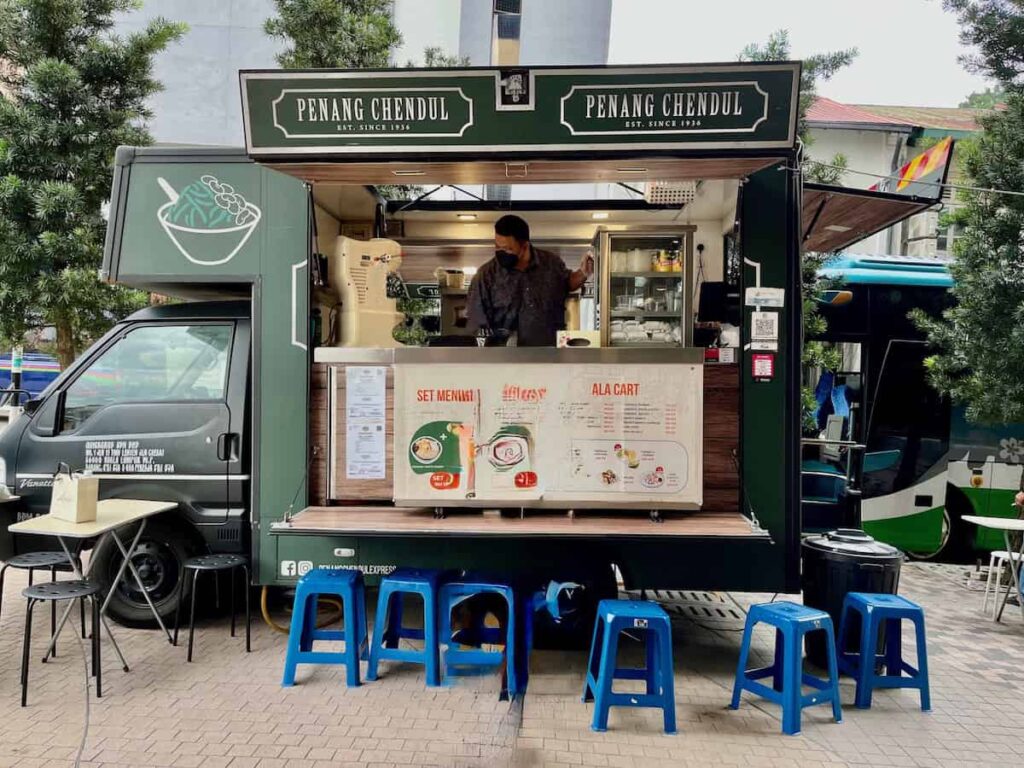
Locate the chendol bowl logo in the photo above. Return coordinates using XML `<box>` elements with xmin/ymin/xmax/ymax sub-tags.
<box><xmin>156</xmin><ymin>175</ymin><xmax>262</xmax><ymax>266</ymax></box>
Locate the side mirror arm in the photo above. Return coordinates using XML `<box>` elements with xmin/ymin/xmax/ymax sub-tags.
<box><xmin>52</xmin><ymin>390</ymin><xmax>67</xmax><ymax>437</ymax></box>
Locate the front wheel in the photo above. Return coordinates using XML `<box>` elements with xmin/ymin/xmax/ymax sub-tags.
<box><xmin>90</xmin><ymin>515</ymin><xmax>201</xmax><ymax>628</ymax></box>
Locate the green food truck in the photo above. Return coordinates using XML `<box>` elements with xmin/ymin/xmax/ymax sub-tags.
<box><xmin>0</xmin><ymin>62</ymin><xmax>922</xmax><ymax>631</ymax></box>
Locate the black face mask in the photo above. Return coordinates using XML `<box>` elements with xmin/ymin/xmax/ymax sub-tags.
<box><xmin>495</xmin><ymin>249</ymin><xmax>519</xmax><ymax>270</ymax></box>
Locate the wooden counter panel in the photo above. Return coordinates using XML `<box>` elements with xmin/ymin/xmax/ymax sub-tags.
<box><xmin>310</xmin><ymin>360</ymin><xmax>741</xmax><ymax>513</ymax></box>
<box><xmin>283</xmin><ymin>505</ymin><xmax>758</xmax><ymax>538</ymax></box>
<box><xmin>702</xmin><ymin>364</ymin><xmax>739</xmax><ymax>511</ymax></box>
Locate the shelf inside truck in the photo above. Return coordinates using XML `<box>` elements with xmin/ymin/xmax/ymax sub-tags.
<box><xmin>271</xmin><ymin>506</ymin><xmax>763</xmax><ymax>539</ymax></box>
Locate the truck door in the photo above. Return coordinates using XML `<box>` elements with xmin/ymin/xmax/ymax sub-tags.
<box><xmin>14</xmin><ymin>320</ymin><xmax>239</xmax><ymax>527</ymax></box>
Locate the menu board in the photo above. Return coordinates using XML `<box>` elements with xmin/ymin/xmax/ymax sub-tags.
<box><xmin>393</xmin><ymin>363</ymin><xmax>703</xmax><ymax>507</ymax></box>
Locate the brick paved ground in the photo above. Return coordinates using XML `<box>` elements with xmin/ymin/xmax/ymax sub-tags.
<box><xmin>0</xmin><ymin>561</ymin><xmax>1022</xmax><ymax>768</ymax></box>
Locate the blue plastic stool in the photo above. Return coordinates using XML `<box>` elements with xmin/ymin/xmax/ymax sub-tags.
<box><xmin>582</xmin><ymin>599</ymin><xmax>676</xmax><ymax>734</ymax></box>
<box><xmin>730</xmin><ymin>601</ymin><xmax>842</xmax><ymax>735</ymax></box>
<box><xmin>367</xmin><ymin>568</ymin><xmax>443</xmax><ymax>686</ymax></box>
<box><xmin>282</xmin><ymin>568</ymin><xmax>368</xmax><ymax>688</ymax></box>
<box><xmin>437</xmin><ymin>576</ymin><xmax>530</xmax><ymax>700</ymax></box>
<box><xmin>837</xmin><ymin>592</ymin><xmax>930</xmax><ymax>711</ymax></box>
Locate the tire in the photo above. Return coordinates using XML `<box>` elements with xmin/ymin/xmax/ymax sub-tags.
<box><xmin>906</xmin><ymin>507</ymin><xmax>951</xmax><ymax>561</ymax></box>
<box><xmin>908</xmin><ymin>484</ymin><xmax>973</xmax><ymax>563</ymax></box>
<box><xmin>940</xmin><ymin>483</ymin><xmax>979</xmax><ymax>564</ymax></box>
<box><xmin>90</xmin><ymin>515</ymin><xmax>202</xmax><ymax>629</ymax></box>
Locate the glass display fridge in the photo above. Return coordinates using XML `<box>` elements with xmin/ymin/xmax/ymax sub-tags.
<box><xmin>594</xmin><ymin>227</ymin><xmax>695</xmax><ymax>347</ymax></box>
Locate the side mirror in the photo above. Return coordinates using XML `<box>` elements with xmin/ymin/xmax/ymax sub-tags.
<box><xmin>52</xmin><ymin>390</ymin><xmax>67</xmax><ymax>437</ymax></box>
<box><xmin>23</xmin><ymin>397</ymin><xmax>41</xmax><ymax>415</ymax></box>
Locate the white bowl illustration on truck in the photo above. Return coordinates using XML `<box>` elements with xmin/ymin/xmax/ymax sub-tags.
<box><xmin>157</xmin><ymin>175</ymin><xmax>261</xmax><ymax>266</ymax></box>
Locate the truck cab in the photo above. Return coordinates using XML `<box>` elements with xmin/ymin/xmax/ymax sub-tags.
<box><xmin>0</xmin><ymin>301</ymin><xmax>251</xmax><ymax>625</ymax></box>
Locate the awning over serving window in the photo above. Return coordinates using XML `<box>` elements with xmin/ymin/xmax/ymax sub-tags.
<box><xmin>802</xmin><ymin>183</ymin><xmax>937</xmax><ymax>253</ymax></box>
<box><xmin>802</xmin><ymin>137</ymin><xmax>954</xmax><ymax>253</ymax></box>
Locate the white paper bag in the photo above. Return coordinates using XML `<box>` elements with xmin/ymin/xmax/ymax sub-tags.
<box><xmin>49</xmin><ymin>464</ymin><xmax>99</xmax><ymax>523</ymax></box>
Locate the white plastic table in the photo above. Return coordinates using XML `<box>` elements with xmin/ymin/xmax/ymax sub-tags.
<box><xmin>9</xmin><ymin>499</ymin><xmax>177</xmax><ymax>666</ymax></box>
<box><xmin>964</xmin><ymin>515</ymin><xmax>1024</xmax><ymax>623</ymax></box>
<box><xmin>0</xmin><ymin>495</ymin><xmax>21</xmax><ymax>504</ymax></box>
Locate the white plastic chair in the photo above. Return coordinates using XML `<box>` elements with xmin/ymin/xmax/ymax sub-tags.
<box><xmin>983</xmin><ymin>550</ymin><xmax>1023</xmax><ymax>615</ymax></box>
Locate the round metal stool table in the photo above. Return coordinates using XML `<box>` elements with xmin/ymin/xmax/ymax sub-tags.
<box><xmin>20</xmin><ymin>579</ymin><xmax>103</xmax><ymax>706</ymax></box>
<box><xmin>1</xmin><ymin>551</ymin><xmax>87</xmax><ymax>655</ymax></box>
<box><xmin>173</xmin><ymin>554</ymin><xmax>251</xmax><ymax>662</ymax></box>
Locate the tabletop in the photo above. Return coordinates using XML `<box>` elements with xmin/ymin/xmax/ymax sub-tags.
<box><xmin>963</xmin><ymin>514</ymin><xmax>1024</xmax><ymax>532</ymax></box>
<box><xmin>0</xmin><ymin>495</ymin><xmax>20</xmax><ymax>504</ymax></box>
<box><xmin>8</xmin><ymin>499</ymin><xmax>177</xmax><ymax>538</ymax></box>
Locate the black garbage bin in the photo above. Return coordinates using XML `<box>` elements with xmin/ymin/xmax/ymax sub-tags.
<box><xmin>801</xmin><ymin>529</ymin><xmax>903</xmax><ymax>669</ymax></box>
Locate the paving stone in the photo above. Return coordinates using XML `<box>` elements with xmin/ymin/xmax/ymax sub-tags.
<box><xmin>0</xmin><ymin>563</ymin><xmax>1022</xmax><ymax>767</ymax></box>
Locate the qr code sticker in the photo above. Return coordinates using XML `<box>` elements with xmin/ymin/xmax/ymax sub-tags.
<box><xmin>752</xmin><ymin>312</ymin><xmax>779</xmax><ymax>341</ymax></box>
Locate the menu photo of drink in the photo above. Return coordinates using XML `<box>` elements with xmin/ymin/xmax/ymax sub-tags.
<box><xmin>393</xmin><ymin>363</ymin><xmax>703</xmax><ymax>508</ymax></box>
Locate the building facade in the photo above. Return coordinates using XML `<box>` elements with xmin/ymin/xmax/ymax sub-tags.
<box><xmin>806</xmin><ymin>98</ymin><xmax>983</xmax><ymax>258</ymax></box>
<box><xmin>115</xmin><ymin>0</ymin><xmax>612</xmax><ymax>148</ymax></box>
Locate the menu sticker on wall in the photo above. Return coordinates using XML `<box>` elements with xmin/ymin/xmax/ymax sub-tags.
<box><xmin>393</xmin><ymin>362</ymin><xmax>704</xmax><ymax>507</ymax></box>
<box><xmin>346</xmin><ymin>367</ymin><xmax>386</xmax><ymax>479</ymax></box>
<box><xmin>745</xmin><ymin>287</ymin><xmax>785</xmax><ymax>308</ymax></box>
<box><xmin>751</xmin><ymin>353</ymin><xmax>775</xmax><ymax>381</ymax></box>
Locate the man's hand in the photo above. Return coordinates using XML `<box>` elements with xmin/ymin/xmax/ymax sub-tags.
<box><xmin>569</xmin><ymin>250</ymin><xmax>594</xmax><ymax>292</ymax></box>
<box><xmin>580</xmin><ymin>250</ymin><xmax>595</xmax><ymax>279</ymax></box>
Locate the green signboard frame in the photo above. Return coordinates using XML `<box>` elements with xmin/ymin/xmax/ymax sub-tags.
<box><xmin>240</xmin><ymin>63</ymin><xmax>800</xmax><ymax>157</ymax></box>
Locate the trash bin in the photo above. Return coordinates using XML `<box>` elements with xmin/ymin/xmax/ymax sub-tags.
<box><xmin>801</xmin><ymin>528</ymin><xmax>903</xmax><ymax>669</ymax></box>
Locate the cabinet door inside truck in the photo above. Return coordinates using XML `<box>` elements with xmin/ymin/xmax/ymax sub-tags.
<box><xmin>16</xmin><ymin>321</ymin><xmax>239</xmax><ymax>530</ymax></box>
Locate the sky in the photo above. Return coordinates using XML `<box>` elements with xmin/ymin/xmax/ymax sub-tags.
<box><xmin>608</xmin><ymin>0</ymin><xmax>992</xmax><ymax>107</ymax></box>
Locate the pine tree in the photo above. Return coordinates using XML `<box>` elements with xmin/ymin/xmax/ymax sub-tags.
<box><xmin>914</xmin><ymin>1</ymin><xmax>1024</xmax><ymax>425</ymax></box>
<box><xmin>0</xmin><ymin>0</ymin><xmax>186</xmax><ymax>367</ymax></box>
<box><xmin>264</xmin><ymin>0</ymin><xmax>401</xmax><ymax>69</ymax></box>
<box><xmin>917</xmin><ymin>3</ymin><xmax>1024</xmax><ymax>428</ymax></box>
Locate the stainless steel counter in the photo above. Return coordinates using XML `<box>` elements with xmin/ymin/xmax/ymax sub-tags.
<box><xmin>313</xmin><ymin>346</ymin><xmax>705</xmax><ymax>365</ymax></box>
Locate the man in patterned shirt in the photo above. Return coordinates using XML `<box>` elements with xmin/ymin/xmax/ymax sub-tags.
<box><xmin>467</xmin><ymin>214</ymin><xmax>593</xmax><ymax>346</ymax></box>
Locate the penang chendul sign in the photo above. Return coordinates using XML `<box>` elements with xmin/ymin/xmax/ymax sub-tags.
<box><xmin>241</xmin><ymin>64</ymin><xmax>798</xmax><ymax>156</ymax></box>
<box><xmin>274</xmin><ymin>88</ymin><xmax>473</xmax><ymax>139</ymax></box>
<box><xmin>560</xmin><ymin>82</ymin><xmax>768</xmax><ymax>136</ymax></box>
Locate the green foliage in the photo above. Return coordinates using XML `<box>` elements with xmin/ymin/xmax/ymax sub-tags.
<box><xmin>739</xmin><ymin>29</ymin><xmax>858</xmax><ymax>145</ymax></box>
<box><xmin>804</xmin><ymin>152</ymin><xmax>848</xmax><ymax>185</ymax></box>
<box><xmin>264</xmin><ymin>0</ymin><xmax>401</xmax><ymax>69</ymax></box>
<box><xmin>410</xmin><ymin>46</ymin><xmax>471</xmax><ymax>68</ymax></box>
<box><xmin>914</xmin><ymin>2</ymin><xmax>1024</xmax><ymax>427</ymax></box>
<box><xmin>739</xmin><ymin>30</ymin><xmax>857</xmax><ymax>433</ymax></box>
<box><xmin>914</xmin><ymin>93</ymin><xmax>1024</xmax><ymax>424</ymax></box>
<box><xmin>946</xmin><ymin>1</ymin><xmax>1024</xmax><ymax>86</ymax></box>
<box><xmin>0</xmin><ymin>0</ymin><xmax>186</xmax><ymax>365</ymax></box>
<box><xmin>960</xmin><ymin>84</ymin><xmax>1006</xmax><ymax>108</ymax></box>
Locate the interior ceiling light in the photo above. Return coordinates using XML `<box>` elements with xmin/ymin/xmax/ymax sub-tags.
<box><xmin>591</xmin><ymin>212</ymin><xmax>609</xmax><ymax>220</ymax></box>
<box><xmin>824</xmin><ymin>224</ymin><xmax>852</xmax><ymax>232</ymax></box>
<box><xmin>616</xmin><ymin>167</ymin><xmax>648</xmax><ymax>173</ymax></box>
<box><xmin>457</xmin><ymin>213</ymin><xmax>477</xmax><ymax>220</ymax></box>
<box><xmin>392</xmin><ymin>170</ymin><xmax>426</xmax><ymax>177</ymax></box>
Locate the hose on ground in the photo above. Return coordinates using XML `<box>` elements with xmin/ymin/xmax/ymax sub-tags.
<box><xmin>259</xmin><ymin>585</ymin><xmax>343</xmax><ymax>633</ymax></box>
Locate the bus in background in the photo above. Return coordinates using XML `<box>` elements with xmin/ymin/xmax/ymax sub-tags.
<box><xmin>0</xmin><ymin>351</ymin><xmax>61</xmax><ymax>400</ymax></box>
<box><xmin>806</xmin><ymin>254</ymin><xmax>1022</xmax><ymax>560</ymax></box>
<box><xmin>1</xmin><ymin>352</ymin><xmax>61</xmax><ymax>429</ymax></box>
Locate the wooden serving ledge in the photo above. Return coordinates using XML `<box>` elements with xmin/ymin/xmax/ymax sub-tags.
<box><xmin>272</xmin><ymin>506</ymin><xmax>763</xmax><ymax>539</ymax></box>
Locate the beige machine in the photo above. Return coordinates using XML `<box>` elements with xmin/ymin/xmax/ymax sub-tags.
<box><xmin>330</xmin><ymin>236</ymin><xmax>405</xmax><ymax>348</ymax></box>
